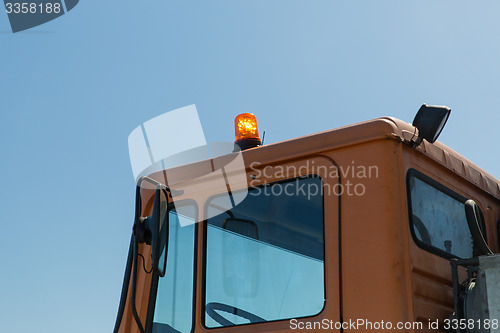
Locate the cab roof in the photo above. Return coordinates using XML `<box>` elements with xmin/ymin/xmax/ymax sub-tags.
<box><xmin>242</xmin><ymin>116</ymin><xmax>500</xmax><ymax>199</ymax></box>
<box><xmin>151</xmin><ymin>116</ymin><xmax>500</xmax><ymax>200</ymax></box>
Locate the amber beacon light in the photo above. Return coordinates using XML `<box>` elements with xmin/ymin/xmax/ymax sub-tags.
<box><xmin>234</xmin><ymin>113</ymin><xmax>262</xmax><ymax>150</ymax></box>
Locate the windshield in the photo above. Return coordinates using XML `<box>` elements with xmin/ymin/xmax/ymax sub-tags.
<box><xmin>153</xmin><ymin>206</ymin><xmax>196</xmax><ymax>333</ymax></box>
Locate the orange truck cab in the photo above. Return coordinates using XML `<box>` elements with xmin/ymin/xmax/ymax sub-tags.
<box><xmin>113</xmin><ymin>105</ymin><xmax>500</xmax><ymax>333</ymax></box>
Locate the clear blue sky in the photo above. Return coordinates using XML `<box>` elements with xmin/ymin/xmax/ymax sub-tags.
<box><xmin>1</xmin><ymin>1</ymin><xmax>499</xmax><ymax>332</ymax></box>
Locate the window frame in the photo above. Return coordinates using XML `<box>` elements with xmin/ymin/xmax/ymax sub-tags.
<box><xmin>201</xmin><ymin>174</ymin><xmax>327</xmax><ymax>330</ymax></box>
<box><xmin>406</xmin><ymin>168</ymin><xmax>487</xmax><ymax>260</ymax></box>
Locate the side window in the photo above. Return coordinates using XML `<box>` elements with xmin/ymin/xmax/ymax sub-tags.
<box><xmin>407</xmin><ymin>170</ymin><xmax>474</xmax><ymax>259</ymax></box>
<box><xmin>203</xmin><ymin>176</ymin><xmax>325</xmax><ymax>328</ymax></box>
<box><xmin>153</xmin><ymin>207</ymin><xmax>196</xmax><ymax>333</ymax></box>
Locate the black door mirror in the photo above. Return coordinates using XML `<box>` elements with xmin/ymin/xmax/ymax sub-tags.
<box><xmin>134</xmin><ymin>185</ymin><xmax>169</xmax><ymax>277</ymax></box>
<box><xmin>149</xmin><ymin>186</ymin><xmax>169</xmax><ymax>276</ymax></box>
<box><xmin>465</xmin><ymin>199</ymin><xmax>492</xmax><ymax>256</ymax></box>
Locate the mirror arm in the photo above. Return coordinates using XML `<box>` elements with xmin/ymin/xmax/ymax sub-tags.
<box><xmin>137</xmin><ymin>176</ymin><xmax>183</xmax><ymax>197</ymax></box>
<box><xmin>138</xmin><ymin>176</ymin><xmax>168</xmax><ymax>190</ymax></box>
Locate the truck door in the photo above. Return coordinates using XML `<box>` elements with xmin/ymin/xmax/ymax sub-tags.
<box><xmin>200</xmin><ymin>156</ymin><xmax>341</xmax><ymax>332</ymax></box>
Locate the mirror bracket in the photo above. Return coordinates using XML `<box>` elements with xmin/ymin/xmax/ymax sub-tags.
<box><xmin>133</xmin><ymin>217</ymin><xmax>152</xmax><ymax>245</ymax></box>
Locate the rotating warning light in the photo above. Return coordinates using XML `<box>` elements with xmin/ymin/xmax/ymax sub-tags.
<box><xmin>234</xmin><ymin>113</ymin><xmax>262</xmax><ymax>150</ymax></box>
